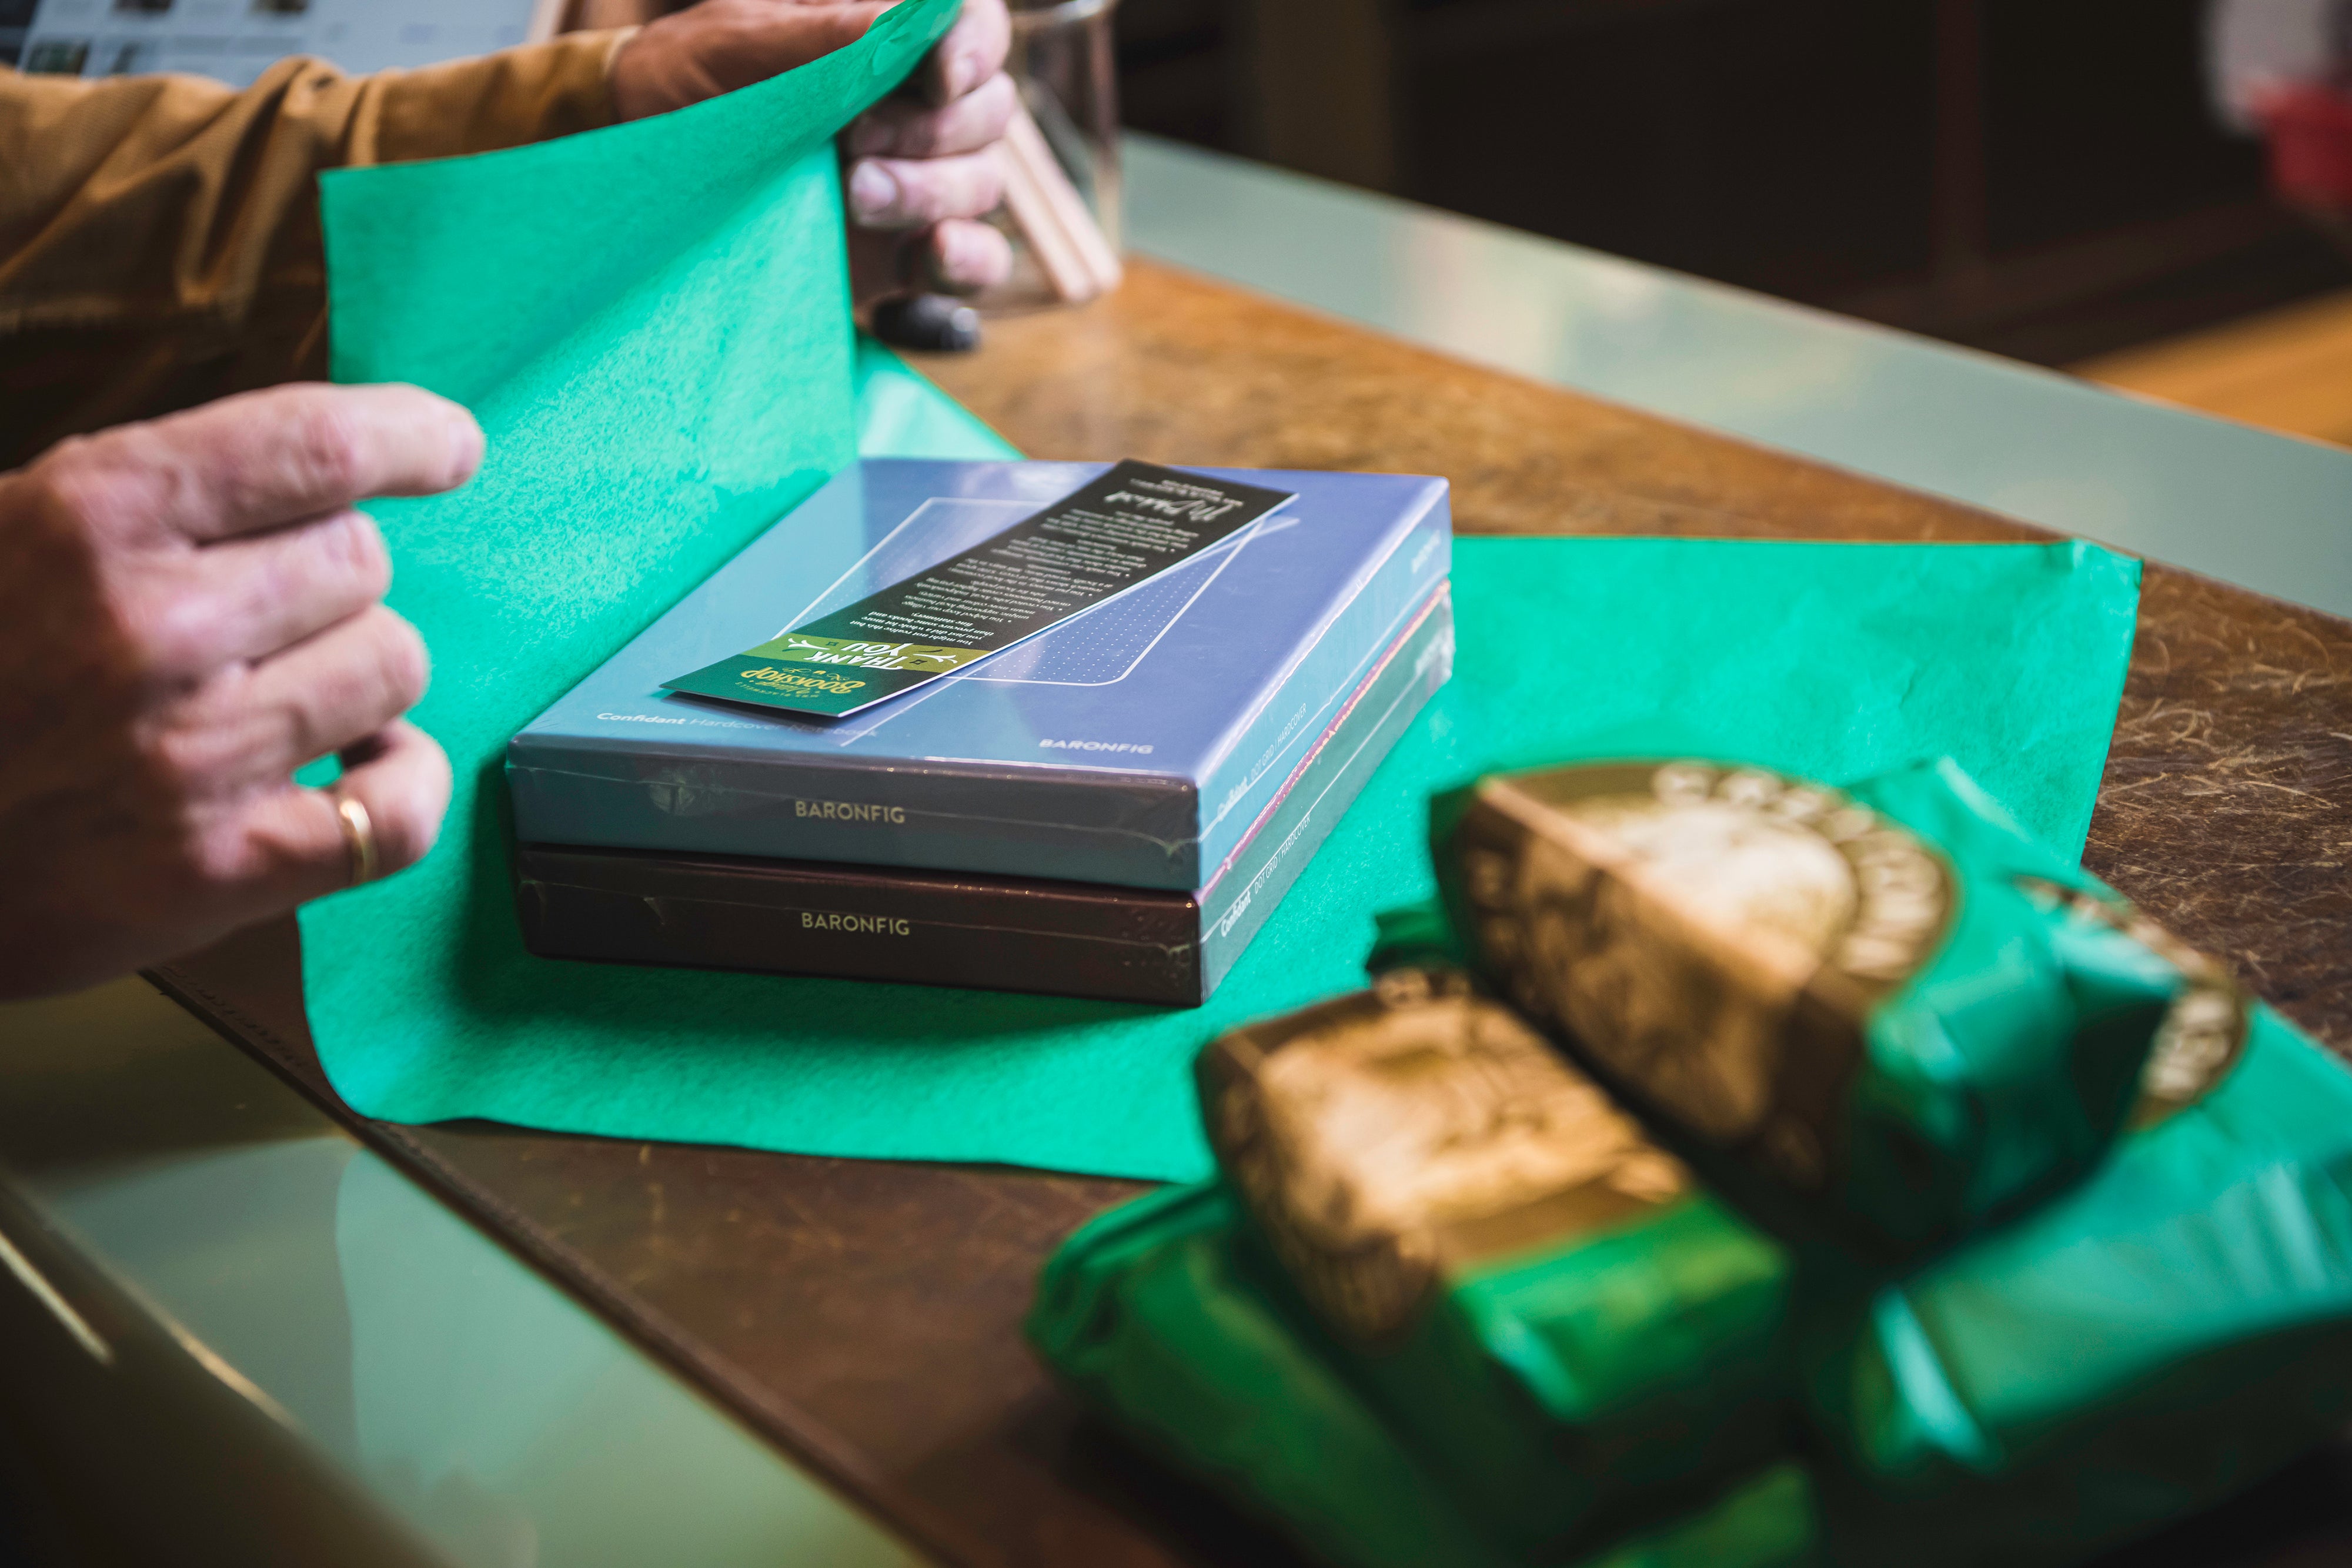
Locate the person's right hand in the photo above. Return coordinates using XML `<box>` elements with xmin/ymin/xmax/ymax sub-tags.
<box><xmin>0</xmin><ymin>384</ymin><xmax>482</xmax><ymax>1001</ymax></box>
<box><xmin>609</xmin><ymin>0</ymin><xmax>1016</xmax><ymax>305</ymax></box>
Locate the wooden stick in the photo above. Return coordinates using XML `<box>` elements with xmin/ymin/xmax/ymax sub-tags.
<box><xmin>999</xmin><ymin>101</ymin><xmax>1123</xmax><ymax>302</ymax></box>
<box><xmin>1000</xmin><ymin>131</ymin><xmax>1097</xmax><ymax>302</ymax></box>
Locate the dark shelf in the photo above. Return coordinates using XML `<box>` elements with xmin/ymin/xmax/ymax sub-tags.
<box><xmin>1117</xmin><ymin>0</ymin><xmax>2352</xmax><ymax>363</ymax></box>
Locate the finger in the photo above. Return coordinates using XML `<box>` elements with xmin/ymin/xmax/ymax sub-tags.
<box><xmin>846</xmin><ymin>147</ymin><xmax>1007</xmax><ymax>229</ymax></box>
<box><xmin>694</xmin><ymin>2</ymin><xmax>893</xmax><ymax>96</ymax></box>
<box><xmin>49</xmin><ymin>383</ymin><xmax>482</xmax><ymax>547</ymax></box>
<box><xmin>135</xmin><ymin>507</ymin><xmax>393</xmax><ymax>679</ymax></box>
<box><xmin>191</xmin><ymin>605</ymin><xmax>432</xmax><ymax>791</ymax></box>
<box><xmin>845</xmin><ymin>69</ymin><xmax>1014</xmax><ymax>158</ymax></box>
<box><xmin>916</xmin><ymin>0</ymin><xmax>1010</xmax><ymax>106</ymax></box>
<box><xmin>233</xmin><ymin>721</ymin><xmax>452</xmax><ymax>910</ymax></box>
<box><xmin>848</xmin><ymin>219</ymin><xmax>1011</xmax><ymax>309</ymax></box>
<box><xmin>330</xmin><ymin>721</ymin><xmax>453</xmax><ymax>881</ymax></box>
<box><xmin>914</xmin><ymin>220</ymin><xmax>1015</xmax><ymax>295</ymax></box>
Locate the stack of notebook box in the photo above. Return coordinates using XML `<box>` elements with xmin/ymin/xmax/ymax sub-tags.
<box><xmin>506</xmin><ymin>459</ymin><xmax>1454</xmax><ymax>1005</ymax></box>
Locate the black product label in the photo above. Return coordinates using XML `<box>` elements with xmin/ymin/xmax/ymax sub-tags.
<box><xmin>664</xmin><ymin>460</ymin><xmax>1295</xmax><ymax>718</ymax></box>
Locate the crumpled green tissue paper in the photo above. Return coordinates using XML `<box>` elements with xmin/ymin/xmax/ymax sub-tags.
<box><xmin>303</xmin><ymin>3</ymin><xmax>2142</xmax><ymax>1178</ymax></box>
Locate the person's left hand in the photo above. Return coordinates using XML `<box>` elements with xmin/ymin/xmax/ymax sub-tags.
<box><xmin>609</xmin><ymin>0</ymin><xmax>1015</xmax><ymax>307</ymax></box>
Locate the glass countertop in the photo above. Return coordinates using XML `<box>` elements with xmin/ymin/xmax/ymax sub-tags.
<box><xmin>1125</xmin><ymin>134</ymin><xmax>2352</xmax><ymax>622</ymax></box>
<box><xmin>0</xmin><ymin>979</ymin><xmax>926</xmax><ymax>1568</ymax></box>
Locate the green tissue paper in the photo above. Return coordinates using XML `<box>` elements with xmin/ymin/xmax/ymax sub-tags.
<box><xmin>1434</xmin><ymin>756</ymin><xmax>2196</xmax><ymax>1262</ymax></box>
<box><xmin>854</xmin><ymin>335</ymin><xmax>1018</xmax><ymax>461</ymax></box>
<box><xmin>1807</xmin><ymin>985</ymin><xmax>2352</xmax><ymax>1565</ymax></box>
<box><xmin>301</xmin><ymin>496</ymin><xmax>2139</xmax><ymax>1175</ymax></box>
<box><xmin>1027</xmin><ymin>1180</ymin><xmax>1817</xmax><ymax>1568</ymax></box>
<box><xmin>306</xmin><ymin>21</ymin><xmax>2143</xmax><ymax>1176</ymax></box>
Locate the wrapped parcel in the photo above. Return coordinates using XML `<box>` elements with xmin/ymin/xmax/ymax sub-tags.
<box><xmin>1028</xmin><ymin>1180</ymin><xmax>1519</xmax><ymax>1568</ymax></box>
<box><xmin>1805</xmin><ymin>974</ymin><xmax>2352</xmax><ymax>1563</ymax></box>
<box><xmin>1434</xmin><ymin>757</ymin><xmax>2189</xmax><ymax>1259</ymax></box>
<box><xmin>1193</xmin><ymin>970</ymin><xmax>1793</xmax><ymax>1559</ymax></box>
<box><xmin>1025</xmin><ymin>1179</ymin><xmax>1815</xmax><ymax>1568</ymax></box>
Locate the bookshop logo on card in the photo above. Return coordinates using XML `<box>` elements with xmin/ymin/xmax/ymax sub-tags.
<box><xmin>740</xmin><ymin>665</ymin><xmax>866</xmax><ymax>697</ymax></box>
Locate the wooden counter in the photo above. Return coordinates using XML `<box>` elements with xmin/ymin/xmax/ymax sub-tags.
<box><xmin>159</xmin><ymin>260</ymin><xmax>2352</xmax><ymax>1567</ymax></box>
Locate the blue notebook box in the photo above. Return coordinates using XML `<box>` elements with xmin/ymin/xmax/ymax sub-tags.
<box><xmin>510</xmin><ymin>459</ymin><xmax>1452</xmax><ymax>890</ymax></box>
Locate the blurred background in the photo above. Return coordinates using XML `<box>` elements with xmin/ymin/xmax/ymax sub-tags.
<box><xmin>1110</xmin><ymin>0</ymin><xmax>2352</xmax><ymax>443</ymax></box>
<box><xmin>11</xmin><ymin>0</ymin><xmax>2351</xmax><ymax>444</ymax></box>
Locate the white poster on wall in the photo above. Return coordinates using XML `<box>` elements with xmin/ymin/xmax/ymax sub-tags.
<box><xmin>2209</xmin><ymin>0</ymin><xmax>2352</xmax><ymax>131</ymax></box>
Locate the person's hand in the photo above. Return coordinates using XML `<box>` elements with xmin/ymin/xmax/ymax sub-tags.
<box><xmin>0</xmin><ymin>385</ymin><xmax>482</xmax><ymax>1000</ymax></box>
<box><xmin>608</xmin><ymin>0</ymin><xmax>1015</xmax><ymax>306</ymax></box>
<box><xmin>840</xmin><ymin>0</ymin><xmax>1015</xmax><ymax>306</ymax></box>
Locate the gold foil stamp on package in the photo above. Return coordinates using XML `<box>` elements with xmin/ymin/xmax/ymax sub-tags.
<box><xmin>1197</xmin><ymin>968</ymin><xmax>1687</xmax><ymax>1348</ymax></box>
<box><xmin>1445</xmin><ymin>762</ymin><xmax>1954</xmax><ymax>1193</ymax></box>
<box><xmin>2013</xmin><ymin>875</ymin><xmax>2251</xmax><ymax>1128</ymax></box>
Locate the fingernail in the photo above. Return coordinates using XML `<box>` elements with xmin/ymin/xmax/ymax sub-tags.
<box><xmin>848</xmin><ymin>160</ymin><xmax>900</xmax><ymax>222</ymax></box>
<box><xmin>943</xmin><ymin>44</ymin><xmax>983</xmax><ymax>101</ymax></box>
<box><xmin>444</xmin><ymin>412</ymin><xmax>485</xmax><ymax>486</ymax></box>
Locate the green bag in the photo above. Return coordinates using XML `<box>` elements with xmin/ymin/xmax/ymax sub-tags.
<box><xmin>1026</xmin><ymin>1180</ymin><xmax>1817</xmax><ymax>1568</ymax></box>
<box><xmin>1433</xmin><ymin>757</ymin><xmax>2194</xmax><ymax>1261</ymax></box>
<box><xmin>1805</xmin><ymin>992</ymin><xmax>2352</xmax><ymax>1566</ymax></box>
<box><xmin>1194</xmin><ymin>971</ymin><xmax>1793</xmax><ymax>1557</ymax></box>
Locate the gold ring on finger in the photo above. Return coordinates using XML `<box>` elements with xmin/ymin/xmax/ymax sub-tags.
<box><xmin>335</xmin><ymin>794</ymin><xmax>379</xmax><ymax>888</ymax></box>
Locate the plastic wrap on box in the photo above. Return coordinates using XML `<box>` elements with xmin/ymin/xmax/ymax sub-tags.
<box><xmin>509</xmin><ymin>459</ymin><xmax>1451</xmax><ymax>890</ymax></box>
<box><xmin>512</xmin><ymin>589</ymin><xmax>1452</xmax><ymax>1004</ymax></box>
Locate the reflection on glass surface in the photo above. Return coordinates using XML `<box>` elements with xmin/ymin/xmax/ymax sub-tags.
<box><xmin>1125</xmin><ymin>134</ymin><xmax>2352</xmax><ymax>621</ymax></box>
<box><xmin>337</xmin><ymin>1155</ymin><xmax>916</xmax><ymax>1568</ymax></box>
<box><xmin>0</xmin><ymin>979</ymin><xmax>927</xmax><ymax>1568</ymax></box>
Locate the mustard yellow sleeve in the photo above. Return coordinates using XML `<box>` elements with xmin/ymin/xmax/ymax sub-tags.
<box><xmin>0</xmin><ymin>31</ymin><xmax>634</xmax><ymax>469</ymax></box>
